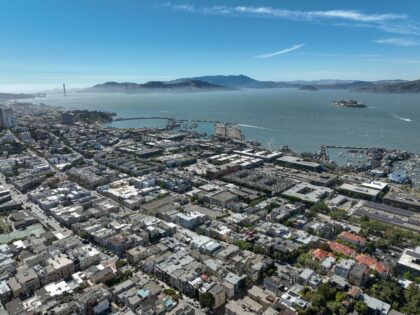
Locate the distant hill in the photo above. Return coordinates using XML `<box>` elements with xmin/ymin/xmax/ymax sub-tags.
<box><xmin>171</xmin><ymin>75</ymin><xmax>420</xmax><ymax>93</ymax></box>
<box><xmin>187</xmin><ymin>75</ymin><xmax>288</xmax><ymax>88</ymax></box>
<box><xmin>85</xmin><ymin>79</ymin><xmax>232</xmax><ymax>93</ymax></box>
<box><xmin>313</xmin><ymin>81</ymin><xmax>372</xmax><ymax>90</ymax></box>
<box><xmin>289</xmin><ymin>79</ymin><xmax>359</xmax><ymax>85</ymax></box>
<box><xmin>353</xmin><ymin>79</ymin><xmax>420</xmax><ymax>93</ymax></box>
<box><xmin>85</xmin><ymin>76</ymin><xmax>420</xmax><ymax>94</ymax></box>
<box><xmin>172</xmin><ymin>74</ymin><xmax>300</xmax><ymax>88</ymax></box>
<box><xmin>299</xmin><ymin>79</ymin><xmax>420</xmax><ymax>93</ymax></box>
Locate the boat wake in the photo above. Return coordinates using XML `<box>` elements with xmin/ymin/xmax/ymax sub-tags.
<box><xmin>391</xmin><ymin>113</ymin><xmax>413</xmax><ymax>122</ymax></box>
<box><xmin>238</xmin><ymin>124</ymin><xmax>279</xmax><ymax>132</ymax></box>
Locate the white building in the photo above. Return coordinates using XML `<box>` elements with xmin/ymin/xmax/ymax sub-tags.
<box><xmin>175</xmin><ymin>211</ymin><xmax>207</xmax><ymax>229</ymax></box>
<box><xmin>398</xmin><ymin>247</ymin><xmax>420</xmax><ymax>275</ymax></box>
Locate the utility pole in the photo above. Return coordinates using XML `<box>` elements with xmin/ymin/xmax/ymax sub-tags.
<box><xmin>63</xmin><ymin>84</ymin><xmax>67</xmax><ymax>96</ymax></box>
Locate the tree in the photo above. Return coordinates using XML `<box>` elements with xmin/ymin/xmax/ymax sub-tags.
<box><xmin>360</xmin><ymin>215</ymin><xmax>370</xmax><ymax>222</ymax></box>
<box><xmin>123</xmin><ymin>270</ymin><xmax>133</xmax><ymax>278</ymax></box>
<box><xmin>403</xmin><ymin>271</ymin><xmax>413</xmax><ymax>281</ymax></box>
<box><xmin>115</xmin><ymin>259</ymin><xmax>127</xmax><ymax>269</ymax></box>
<box><xmin>79</xmin><ymin>230</ymin><xmax>89</xmax><ymax>239</ymax></box>
<box><xmin>264</xmin><ymin>265</ymin><xmax>278</xmax><ymax>277</ymax></box>
<box><xmin>297</xmin><ymin>252</ymin><xmax>320</xmax><ymax>271</ymax></box>
<box><xmin>327</xmin><ymin>301</ymin><xmax>346</xmax><ymax>315</ymax></box>
<box><xmin>249</xmin><ymin>198</ymin><xmax>264</xmax><ymax>207</ymax></box>
<box><xmin>355</xmin><ymin>301</ymin><xmax>369</xmax><ymax>315</ymax></box>
<box><xmin>330</xmin><ymin>209</ymin><xmax>348</xmax><ymax>220</ymax></box>
<box><xmin>163</xmin><ymin>288</ymin><xmax>176</xmax><ymax>296</ymax></box>
<box><xmin>368</xmin><ymin>280</ymin><xmax>403</xmax><ymax>309</ymax></box>
<box><xmin>311</xmin><ymin>294</ymin><xmax>326</xmax><ymax>308</ymax></box>
<box><xmin>253</xmin><ymin>245</ymin><xmax>265</xmax><ymax>255</ymax></box>
<box><xmin>305</xmin><ymin>259</ymin><xmax>320</xmax><ymax>271</ymax></box>
<box><xmin>309</xmin><ymin>202</ymin><xmax>329</xmax><ymax>215</ymax></box>
<box><xmin>401</xmin><ymin>283</ymin><xmax>420</xmax><ymax>315</ymax></box>
<box><xmin>317</xmin><ymin>242</ymin><xmax>330</xmax><ymax>251</ymax></box>
<box><xmin>265</xmin><ymin>202</ymin><xmax>278</xmax><ymax>213</ymax></box>
<box><xmin>335</xmin><ymin>292</ymin><xmax>346</xmax><ymax>303</ymax></box>
<box><xmin>199</xmin><ymin>292</ymin><xmax>215</xmax><ymax>309</ymax></box>
<box><xmin>297</xmin><ymin>253</ymin><xmax>312</xmax><ymax>266</ymax></box>
<box><xmin>272</xmin><ymin>251</ymin><xmax>282</xmax><ymax>260</ymax></box>
<box><xmin>164</xmin><ymin>288</ymin><xmax>180</xmax><ymax>303</ymax></box>
<box><xmin>233</xmin><ymin>240</ymin><xmax>254</xmax><ymax>251</ymax></box>
<box><xmin>317</xmin><ymin>283</ymin><xmax>337</xmax><ymax>301</ymax></box>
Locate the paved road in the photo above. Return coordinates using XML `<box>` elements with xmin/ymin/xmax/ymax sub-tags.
<box><xmin>0</xmin><ymin>173</ymin><xmax>69</xmax><ymax>234</ymax></box>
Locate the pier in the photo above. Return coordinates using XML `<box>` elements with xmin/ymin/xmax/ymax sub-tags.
<box><xmin>113</xmin><ymin>116</ymin><xmax>175</xmax><ymax>122</ymax></box>
<box><xmin>325</xmin><ymin>145</ymin><xmax>370</xmax><ymax>150</ymax></box>
<box><xmin>321</xmin><ymin>145</ymin><xmax>371</xmax><ymax>161</ymax></box>
<box><xmin>112</xmin><ymin>116</ymin><xmax>223</xmax><ymax>124</ymax></box>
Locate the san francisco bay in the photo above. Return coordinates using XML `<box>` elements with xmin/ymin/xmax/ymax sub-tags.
<box><xmin>29</xmin><ymin>88</ymin><xmax>420</xmax><ymax>153</ymax></box>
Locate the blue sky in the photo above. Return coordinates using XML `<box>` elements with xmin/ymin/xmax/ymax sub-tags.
<box><xmin>1</xmin><ymin>0</ymin><xmax>420</xmax><ymax>91</ymax></box>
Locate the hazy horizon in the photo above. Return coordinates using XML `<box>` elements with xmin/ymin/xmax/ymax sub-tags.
<box><xmin>0</xmin><ymin>74</ymin><xmax>416</xmax><ymax>94</ymax></box>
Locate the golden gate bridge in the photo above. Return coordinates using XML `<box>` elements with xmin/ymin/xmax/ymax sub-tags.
<box><xmin>40</xmin><ymin>84</ymin><xmax>79</xmax><ymax>96</ymax></box>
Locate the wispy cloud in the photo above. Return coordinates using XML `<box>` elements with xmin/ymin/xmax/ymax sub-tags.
<box><xmin>255</xmin><ymin>44</ymin><xmax>305</xmax><ymax>58</ymax></box>
<box><xmin>300</xmin><ymin>52</ymin><xmax>382</xmax><ymax>58</ymax></box>
<box><xmin>233</xmin><ymin>6</ymin><xmax>405</xmax><ymax>23</ymax></box>
<box><xmin>166</xmin><ymin>4</ymin><xmax>404</xmax><ymax>22</ymax></box>
<box><xmin>163</xmin><ymin>3</ymin><xmax>418</xmax><ymax>35</ymax></box>
<box><xmin>374</xmin><ymin>37</ymin><xmax>420</xmax><ymax>46</ymax></box>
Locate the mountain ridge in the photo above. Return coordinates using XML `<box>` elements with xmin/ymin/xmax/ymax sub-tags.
<box><xmin>190</xmin><ymin>75</ymin><xmax>420</xmax><ymax>93</ymax></box>
<box><xmin>84</xmin><ymin>75</ymin><xmax>420</xmax><ymax>93</ymax></box>
<box><xmin>85</xmin><ymin>79</ymin><xmax>233</xmax><ymax>93</ymax></box>
<box><xmin>175</xmin><ymin>75</ymin><xmax>418</xmax><ymax>92</ymax></box>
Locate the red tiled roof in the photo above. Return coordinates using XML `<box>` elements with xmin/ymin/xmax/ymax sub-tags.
<box><xmin>347</xmin><ymin>286</ymin><xmax>361</xmax><ymax>298</ymax></box>
<box><xmin>338</xmin><ymin>231</ymin><xmax>366</xmax><ymax>246</ymax></box>
<box><xmin>356</xmin><ymin>254</ymin><xmax>387</xmax><ymax>273</ymax></box>
<box><xmin>328</xmin><ymin>241</ymin><xmax>356</xmax><ymax>257</ymax></box>
<box><xmin>312</xmin><ymin>248</ymin><xmax>329</xmax><ymax>261</ymax></box>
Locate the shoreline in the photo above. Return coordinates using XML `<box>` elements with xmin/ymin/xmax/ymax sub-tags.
<box><xmin>6</xmin><ymin>97</ymin><xmax>420</xmax><ymax>156</ymax></box>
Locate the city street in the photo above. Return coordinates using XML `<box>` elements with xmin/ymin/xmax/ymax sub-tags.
<box><xmin>0</xmin><ymin>173</ymin><xmax>69</xmax><ymax>234</ymax></box>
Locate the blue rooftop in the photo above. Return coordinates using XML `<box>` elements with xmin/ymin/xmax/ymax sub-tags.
<box><xmin>163</xmin><ymin>297</ymin><xmax>175</xmax><ymax>308</ymax></box>
<box><xmin>137</xmin><ymin>288</ymin><xmax>150</xmax><ymax>298</ymax></box>
<box><xmin>388</xmin><ymin>172</ymin><xmax>408</xmax><ymax>183</ymax></box>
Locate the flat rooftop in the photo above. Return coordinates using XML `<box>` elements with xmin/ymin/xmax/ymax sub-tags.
<box><xmin>278</xmin><ymin>155</ymin><xmax>321</xmax><ymax>168</ymax></box>
<box><xmin>398</xmin><ymin>247</ymin><xmax>420</xmax><ymax>272</ymax></box>
<box><xmin>339</xmin><ymin>183</ymin><xmax>381</xmax><ymax>197</ymax></box>
<box><xmin>282</xmin><ymin>182</ymin><xmax>332</xmax><ymax>203</ymax></box>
